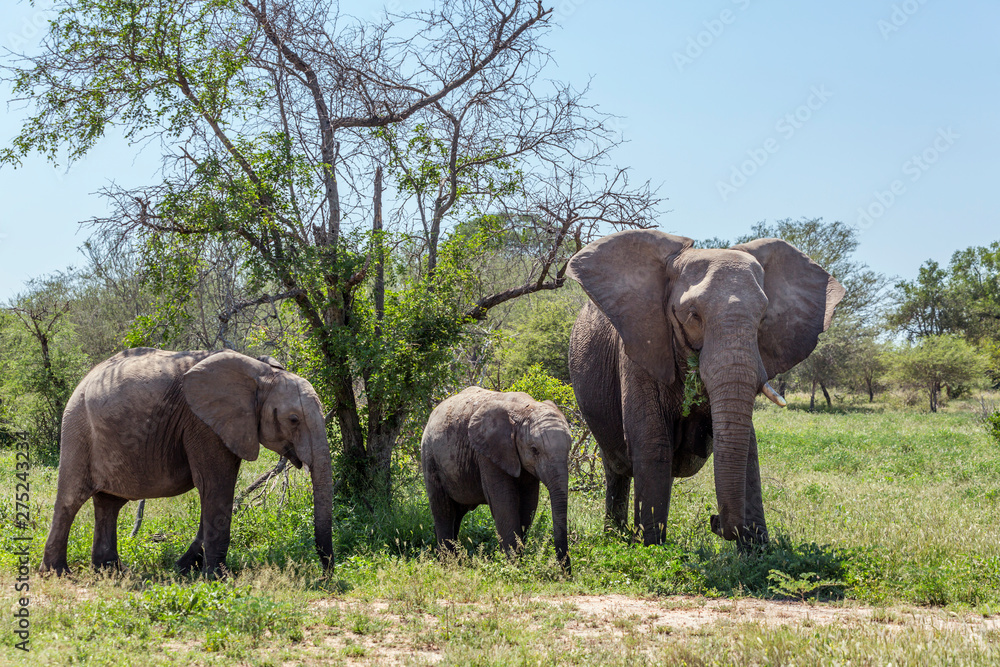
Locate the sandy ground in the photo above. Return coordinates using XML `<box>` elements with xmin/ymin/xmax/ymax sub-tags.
<box><xmin>306</xmin><ymin>594</ymin><xmax>999</xmax><ymax>665</ymax></box>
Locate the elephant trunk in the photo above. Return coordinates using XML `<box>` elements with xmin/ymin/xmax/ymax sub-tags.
<box><xmin>308</xmin><ymin>431</ymin><xmax>335</xmax><ymax>570</ymax></box>
<box><xmin>546</xmin><ymin>475</ymin><xmax>571</xmax><ymax>574</ymax></box>
<box><xmin>700</xmin><ymin>328</ymin><xmax>765</xmax><ymax>545</ymax></box>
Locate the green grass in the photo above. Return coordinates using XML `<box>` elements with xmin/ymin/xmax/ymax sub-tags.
<box><xmin>3</xmin><ymin>395</ymin><xmax>1000</xmax><ymax>664</ymax></box>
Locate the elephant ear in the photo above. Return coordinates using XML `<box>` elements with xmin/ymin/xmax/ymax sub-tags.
<box><xmin>183</xmin><ymin>351</ymin><xmax>273</xmax><ymax>461</ymax></box>
<box><xmin>468</xmin><ymin>402</ymin><xmax>521</xmax><ymax>477</ymax></box>
<box><xmin>567</xmin><ymin>229</ymin><xmax>693</xmax><ymax>385</ymax></box>
<box><xmin>732</xmin><ymin>238</ymin><xmax>846</xmax><ymax>377</ymax></box>
<box><xmin>257</xmin><ymin>355</ymin><xmax>284</xmax><ymax>370</ymax></box>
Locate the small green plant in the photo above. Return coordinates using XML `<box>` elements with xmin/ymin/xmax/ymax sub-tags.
<box><xmin>768</xmin><ymin>569</ymin><xmax>843</xmax><ymax>603</ymax></box>
<box><xmin>980</xmin><ymin>399</ymin><xmax>1000</xmax><ymax>445</ymax></box>
<box><xmin>681</xmin><ymin>354</ymin><xmax>707</xmax><ymax>417</ymax></box>
<box><xmin>204</xmin><ymin>629</ymin><xmax>230</xmax><ymax>652</ymax></box>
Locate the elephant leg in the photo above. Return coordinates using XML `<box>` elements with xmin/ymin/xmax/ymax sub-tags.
<box><xmin>739</xmin><ymin>429</ymin><xmax>769</xmax><ymax>549</ymax></box>
<box><xmin>41</xmin><ymin>476</ymin><xmax>95</xmax><ymax>575</ymax></box>
<box><xmin>198</xmin><ymin>488</ymin><xmax>236</xmax><ymax>576</ymax></box>
<box><xmin>602</xmin><ymin>458</ymin><xmax>631</xmax><ymax>534</ymax></box>
<box><xmin>429</xmin><ymin>490</ymin><xmax>467</xmax><ymax>553</ymax></box>
<box><xmin>632</xmin><ymin>454</ymin><xmax>673</xmax><ymax>545</ymax></box>
<box><xmin>483</xmin><ymin>472</ymin><xmax>524</xmax><ymax>558</ymax></box>
<box><xmin>517</xmin><ymin>478</ymin><xmax>540</xmax><ymax>539</ymax></box>
<box><xmin>91</xmin><ymin>492</ymin><xmax>128</xmax><ymax>570</ymax></box>
<box><xmin>190</xmin><ymin>461</ymin><xmax>240</xmax><ymax>576</ymax></box>
<box><xmin>176</xmin><ymin>518</ymin><xmax>205</xmax><ymax>574</ymax></box>
<box><xmin>621</xmin><ymin>364</ymin><xmax>674</xmax><ymax>546</ymax></box>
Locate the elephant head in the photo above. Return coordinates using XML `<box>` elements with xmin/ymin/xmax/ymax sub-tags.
<box><xmin>567</xmin><ymin>229</ymin><xmax>844</xmax><ymax>544</ymax></box>
<box><xmin>468</xmin><ymin>396</ymin><xmax>572</xmax><ymax>570</ymax></box>
<box><xmin>182</xmin><ymin>350</ymin><xmax>334</xmax><ymax>568</ymax></box>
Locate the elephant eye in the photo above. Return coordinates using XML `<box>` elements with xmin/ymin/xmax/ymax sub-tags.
<box><xmin>530</xmin><ymin>445</ymin><xmax>540</xmax><ymax>456</ymax></box>
<box><xmin>289</xmin><ymin>414</ymin><xmax>300</xmax><ymax>425</ymax></box>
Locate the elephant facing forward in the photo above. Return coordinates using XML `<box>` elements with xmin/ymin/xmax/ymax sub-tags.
<box><xmin>567</xmin><ymin>229</ymin><xmax>844</xmax><ymax>548</ymax></box>
<box><xmin>41</xmin><ymin>348</ymin><xmax>334</xmax><ymax>575</ymax></box>
<box><xmin>421</xmin><ymin>387</ymin><xmax>572</xmax><ymax>572</ymax></box>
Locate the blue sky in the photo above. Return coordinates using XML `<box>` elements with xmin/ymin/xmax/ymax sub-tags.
<box><xmin>2</xmin><ymin>0</ymin><xmax>998</xmax><ymax>300</ymax></box>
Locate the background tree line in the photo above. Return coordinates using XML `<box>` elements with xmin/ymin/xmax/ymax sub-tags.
<box><xmin>4</xmin><ymin>214</ymin><xmax>997</xmax><ymax>471</ymax></box>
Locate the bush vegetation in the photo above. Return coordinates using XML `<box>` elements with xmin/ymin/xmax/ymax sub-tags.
<box><xmin>3</xmin><ymin>391</ymin><xmax>999</xmax><ymax>663</ymax></box>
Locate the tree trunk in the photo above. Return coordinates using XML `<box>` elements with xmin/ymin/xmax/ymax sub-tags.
<box><xmin>373</xmin><ymin>166</ymin><xmax>384</xmax><ymax>328</ymax></box>
<box><xmin>810</xmin><ymin>379</ymin><xmax>817</xmax><ymax>412</ymax></box>
<box><xmin>365</xmin><ymin>411</ymin><xmax>405</xmax><ymax>502</ymax></box>
<box><xmin>820</xmin><ymin>382</ymin><xmax>832</xmax><ymax>408</ymax></box>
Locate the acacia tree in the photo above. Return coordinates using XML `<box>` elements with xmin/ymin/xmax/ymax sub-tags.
<box><xmin>4</xmin><ymin>0</ymin><xmax>658</xmax><ymax>495</ymax></box>
<box><xmin>890</xmin><ymin>335</ymin><xmax>985</xmax><ymax>412</ymax></box>
<box><xmin>888</xmin><ymin>260</ymin><xmax>964</xmax><ymax>340</ymax></box>
<box><xmin>2</xmin><ymin>274</ymin><xmax>89</xmax><ymax>459</ymax></box>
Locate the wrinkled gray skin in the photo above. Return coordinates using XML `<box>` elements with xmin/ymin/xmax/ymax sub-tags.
<box><xmin>421</xmin><ymin>387</ymin><xmax>572</xmax><ymax>572</ymax></box>
<box><xmin>567</xmin><ymin>230</ymin><xmax>844</xmax><ymax>548</ymax></box>
<box><xmin>40</xmin><ymin>348</ymin><xmax>334</xmax><ymax>575</ymax></box>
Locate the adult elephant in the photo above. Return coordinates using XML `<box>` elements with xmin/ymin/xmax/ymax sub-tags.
<box><xmin>41</xmin><ymin>348</ymin><xmax>334</xmax><ymax>575</ymax></box>
<box><xmin>567</xmin><ymin>229</ymin><xmax>844</xmax><ymax>548</ymax></box>
<box><xmin>421</xmin><ymin>387</ymin><xmax>572</xmax><ymax>571</ymax></box>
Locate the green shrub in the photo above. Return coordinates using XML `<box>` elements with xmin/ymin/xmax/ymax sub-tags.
<box><xmin>506</xmin><ymin>364</ymin><xmax>577</xmax><ymax>415</ymax></box>
<box><xmin>985</xmin><ymin>410</ymin><xmax>1000</xmax><ymax>445</ymax></box>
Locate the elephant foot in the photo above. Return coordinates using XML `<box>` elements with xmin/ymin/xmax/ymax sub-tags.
<box><xmin>39</xmin><ymin>561</ymin><xmax>71</xmax><ymax>577</ymax></box>
<box><xmin>175</xmin><ymin>552</ymin><xmax>204</xmax><ymax>575</ymax></box>
<box><xmin>602</xmin><ymin>519</ymin><xmax>629</xmax><ymax>540</ymax></box>
<box><xmin>202</xmin><ymin>563</ymin><xmax>231</xmax><ymax>580</ymax></box>
<box><xmin>92</xmin><ymin>558</ymin><xmax>125</xmax><ymax>573</ymax></box>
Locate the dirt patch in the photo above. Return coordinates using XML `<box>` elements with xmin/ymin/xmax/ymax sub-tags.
<box><xmin>306</xmin><ymin>595</ymin><xmax>998</xmax><ymax>664</ymax></box>
<box><xmin>543</xmin><ymin>594</ymin><xmax>1000</xmax><ymax>634</ymax></box>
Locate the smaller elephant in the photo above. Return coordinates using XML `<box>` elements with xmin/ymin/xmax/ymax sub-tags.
<box><xmin>421</xmin><ymin>387</ymin><xmax>572</xmax><ymax>571</ymax></box>
<box><xmin>40</xmin><ymin>348</ymin><xmax>334</xmax><ymax>576</ymax></box>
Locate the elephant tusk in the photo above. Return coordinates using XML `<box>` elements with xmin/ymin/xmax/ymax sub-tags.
<box><xmin>762</xmin><ymin>382</ymin><xmax>787</xmax><ymax>407</ymax></box>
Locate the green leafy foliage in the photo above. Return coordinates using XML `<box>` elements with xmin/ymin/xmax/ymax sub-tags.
<box><xmin>496</xmin><ymin>299</ymin><xmax>579</xmax><ymax>384</ymax></box>
<box><xmin>134</xmin><ymin>581</ymin><xmax>302</xmax><ymax>642</ymax></box>
<box><xmin>984</xmin><ymin>408</ymin><xmax>1000</xmax><ymax>445</ymax></box>
<box><xmin>681</xmin><ymin>353</ymin><xmax>707</xmax><ymax>417</ymax></box>
<box><xmin>506</xmin><ymin>364</ymin><xmax>577</xmax><ymax>415</ymax></box>
<box><xmin>889</xmin><ymin>335</ymin><xmax>987</xmax><ymax>411</ymax></box>
<box><xmin>1</xmin><ymin>276</ymin><xmax>92</xmax><ymax>461</ymax></box>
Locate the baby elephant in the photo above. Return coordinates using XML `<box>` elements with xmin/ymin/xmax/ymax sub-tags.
<box><xmin>421</xmin><ymin>387</ymin><xmax>572</xmax><ymax>572</ymax></box>
<box><xmin>40</xmin><ymin>348</ymin><xmax>334</xmax><ymax>576</ymax></box>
